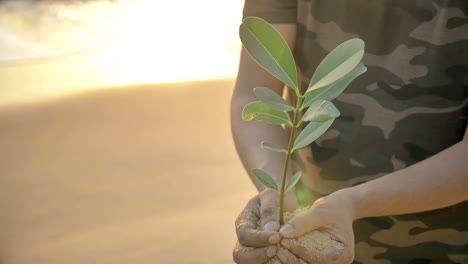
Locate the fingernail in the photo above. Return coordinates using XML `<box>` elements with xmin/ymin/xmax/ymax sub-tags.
<box><xmin>279</xmin><ymin>224</ymin><xmax>295</xmax><ymax>236</ymax></box>
<box><xmin>268</xmin><ymin>234</ymin><xmax>280</xmax><ymax>244</ymax></box>
<box><xmin>266</xmin><ymin>246</ymin><xmax>277</xmax><ymax>258</ymax></box>
<box><xmin>264</xmin><ymin>221</ymin><xmax>280</xmax><ymax>231</ymax></box>
<box><xmin>281</xmin><ymin>239</ymin><xmax>292</xmax><ymax>249</ymax></box>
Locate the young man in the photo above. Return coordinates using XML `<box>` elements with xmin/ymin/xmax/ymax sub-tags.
<box><xmin>231</xmin><ymin>1</ymin><xmax>468</xmax><ymax>263</ymax></box>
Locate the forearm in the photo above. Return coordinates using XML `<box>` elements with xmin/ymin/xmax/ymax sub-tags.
<box><xmin>343</xmin><ymin>139</ymin><xmax>468</xmax><ymax>220</ymax></box>
<box><xmin>231</xmin><ymin>24</ymin><xmax>296</xmax><ymax>191</ymax></box>
<box><xmin>231</xmin><ymin>99</ymin><xmax>288</xmax><ymax>191</ymax></box>
<box><xmin>231</xmin><ymin>48</ymin><xmax>290</xmax><ymax>191</ymax></box>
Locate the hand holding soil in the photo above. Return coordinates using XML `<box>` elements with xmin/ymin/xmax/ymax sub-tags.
<box><xmin>234</xmin><ymin>190</ymin><xmax>352</xmax><ymax>264</ymax></box>
<box><xmin>233</xmin><ymin>190</ymin><xmax>295</xmax><ymax>264</ymax></box>
<box><xmin>278</xmin><ymin>190</ymin><xmax>355</xmax><ymax>263</ymax></box>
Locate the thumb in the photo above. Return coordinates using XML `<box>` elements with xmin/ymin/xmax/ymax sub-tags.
<box><xmin>259</xmin><ymin>189</ymin><xmax>280</xmax><ymax>231</ymax></box>
<box><xmin>279</xmin><ymin>206</ymin><xmax>321</xmax><ymax>238</ymax></box>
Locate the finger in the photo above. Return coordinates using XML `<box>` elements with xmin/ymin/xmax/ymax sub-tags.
<box><xmin>237</xmin><ymin>225</ymin><xmax>281</xmax><ymax>247</ymax></box>
<box><xmin>233</xmin><ymin>242</ymin><xmax>277</xmax><ymax>264</ymax></box>
<box><xmin>281</xmin><ymin>238</ymin><xmax>349</xmax><ymax>264</ymax></box>
<box><xmin>235</xmin><ymin>196</ymin><xmax>261</xmax><ymax>230</ymax></box>
<box><xmin>277</xmin><ymin>247</ymin><xmax>304</xmax><ymax>264</ymax></box>
<box><xmin>279</xmin><ymin>206</ymin><xmax>321</xmax><ymax>238</ymax></box>
<box><xmin>259</xmin><ymin>189</ymin><xmax>280</xmax><ymax>230</ymax></box>
<box><xmin>236</xmin><ymin>196</ymin><xmax>281</xmax><ymax>247</ymax></box>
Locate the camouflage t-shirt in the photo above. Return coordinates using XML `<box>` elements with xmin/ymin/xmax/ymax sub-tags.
<box><xmin>243</xmin><ymin>0</ymin><xmax>468</xmax><ymax>263</ymax></box>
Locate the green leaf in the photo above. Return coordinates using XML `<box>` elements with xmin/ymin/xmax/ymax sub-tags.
<box><xmin>261</xmin><ymin>141</ymin><xmax>287</xmax><ymax>153</ymax></box>
<box><xmin>242</xmin><ymin>101</ymin><xmax>290</xmax><ymax>125</ymax></box>
<box><xmin>254</xmin><ymin>87</ymin><xmax>294</xmax><ymax>111</ymax></box>
<box><xmin>307</xmin><ymin>39</ymin><xmax>365</xmax><ymax>92</ymax></box>
<box><xmin>252</xmin><ymin>169</ymin><xmax>278</xmax><ymax>190</ymax></box>
<box><xmin>303</xmin><ymin>63</ymin><xmax>367</xmax><ymax>109</ymax></box>
<box><xmin>293</xmin><ymin>119</ymin><xmax>335</xmax><ymax>150</ymax></box>
<box><xmin>240</xmin><ymin>17</ymin><xmax>298</xmax><ymax>90</ymax></box>
<box><xmin>301</xmin><ymin>100</ymin><xmax>340</xmax><ymax>122</ymax></box>
<box><xmin>285</xmin><ymin>171</ymin><xmax>302</xmax><ymax>192</ymax></box>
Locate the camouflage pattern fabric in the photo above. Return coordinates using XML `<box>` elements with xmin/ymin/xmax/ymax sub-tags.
<box><xmin>243</xmin><ymin>0</ymin><xmax>468</xmax><ymax>262</ymax></box>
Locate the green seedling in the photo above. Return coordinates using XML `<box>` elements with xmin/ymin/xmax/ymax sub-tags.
<box><xmin>239</xmin><ymin>17</ymin><xmax>367</xmax><ymax>224</ymax></box>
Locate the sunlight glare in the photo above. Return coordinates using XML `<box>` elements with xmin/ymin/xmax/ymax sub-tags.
<box><xmin>103</xmin><ymin>0</ymin><xmax>243</xmax><ymax>83</ymax></box>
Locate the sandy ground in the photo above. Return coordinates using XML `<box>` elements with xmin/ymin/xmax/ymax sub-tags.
<box><xmin>0</xmin><ymin>78</ymin><xmax>256</xmax><ymax>264</ymax></box>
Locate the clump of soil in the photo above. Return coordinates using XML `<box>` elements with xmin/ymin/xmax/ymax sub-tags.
<box><xmin>237</xmin><ymin>208</ymin><xmax>344</xmax><ymax>263</ymax></box>
<box><xmin>283</xmin><ymin>209</ymin><xmax>344</xmax><ymax>251</ymax></box>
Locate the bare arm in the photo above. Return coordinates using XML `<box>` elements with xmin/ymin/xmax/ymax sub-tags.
<box><xmin>230</xmin><ymin>24</ymin><xmax>296</xmax><ymax>191</ymax></box>
<box><xmin>231</xmin><ymin>24</ymin><xmax>302</xmax><ymax>263</ymax></box>
<box><xmin>347</xmin><ymin>135</ymin><xmax>468</xmax><ymax>220</ymax></box>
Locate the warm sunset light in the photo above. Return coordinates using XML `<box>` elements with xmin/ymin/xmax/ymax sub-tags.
<box><xmin>104</xmin><ymin>0</ymin><xmax>243</xmax><ymax>83</ymax></box>
<box><xmin>0</xmin><ymin>0</ymin><xmax>243</xmax><ymax>105</ymax></box>
<box><xmin>3</xmin><ymin>2</ymin><xmax>466</xmax><ymax>263</ymax></box>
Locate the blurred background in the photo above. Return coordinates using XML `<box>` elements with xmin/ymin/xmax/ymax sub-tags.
<box><xmin>0</xmin><ymin>0</ymin><xmax>255</xmax><ymax>263</ymax></box>
<box><xmin>0</xmin><ymin>0</ymin><xmax>243</xmax><ymax>105</ymax></box>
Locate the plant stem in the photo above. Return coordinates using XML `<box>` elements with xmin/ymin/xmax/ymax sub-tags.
<box><xmin>279</xmin><ymin>94</ymin><xmax>303</xmax><ymax>225</ymax></box>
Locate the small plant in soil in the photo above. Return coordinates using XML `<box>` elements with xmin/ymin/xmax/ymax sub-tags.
<box><xmin>239</xmin><ymin>17</ymin><xmax>367</xmax><ymax>225</ymax></box>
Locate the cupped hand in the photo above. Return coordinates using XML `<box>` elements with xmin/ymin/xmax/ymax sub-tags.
<box><xmin>233</xmin><ymin>189</ymin><xmax>298</xmax><ymax>264</ymax></box>
<box><xmin>278</xmin><ymin>190</ymin><xmax>355</xmax><ymax>264</ymax></box>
